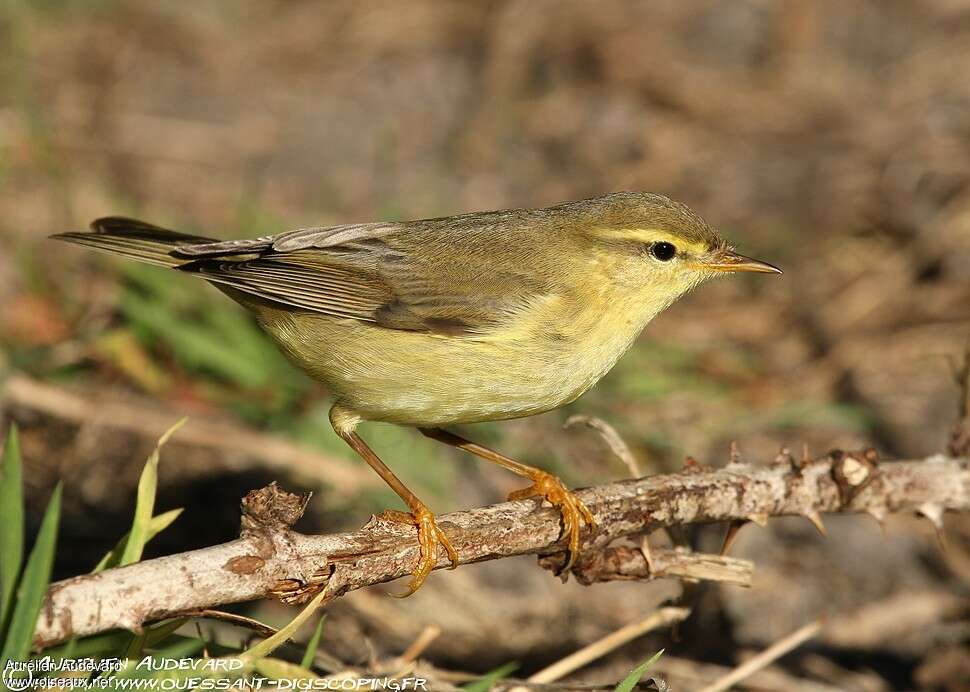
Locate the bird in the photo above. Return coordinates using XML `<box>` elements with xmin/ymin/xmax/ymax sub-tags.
<box><xmin>53</xmin><ymin>191</ymin><xmax>781</xmax><ymax>594</ymax></box>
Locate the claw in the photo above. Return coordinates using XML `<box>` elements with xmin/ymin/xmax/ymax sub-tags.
<box><xmin>508</xmin><ymin>471</ymin><xmax>595</xmax><ymax>572</ymax></box>
<box><xmin>380</xmin><ymin>506</ymin><xmax>458</xmax><ymax>597</ymax></box>
<box><xmin>720</xmin><ymin>519</ymin><xmax>747</xmax><ymax>556</ymax></box>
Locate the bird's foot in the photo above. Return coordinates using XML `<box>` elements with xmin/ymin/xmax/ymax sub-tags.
<box><xmin>508</xmin><ymin>471</ymin><xmax>596</xmax><ymax>572</ymax></box>
<box><xmin>379</xmin><ymin>505</ymin><xmax>458</xmax><ymax>597</ymax></box>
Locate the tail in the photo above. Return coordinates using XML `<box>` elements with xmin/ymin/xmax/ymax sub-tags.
<box><xmin>51</xmin><ymin>217</ymin><xmax>218</xmax><ymax>269</ymax></box>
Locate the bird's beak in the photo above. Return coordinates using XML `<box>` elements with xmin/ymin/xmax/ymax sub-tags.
<box><xmin>701</xmin><ymin>249</ymin><xmax>782</xmax><ymax>274</ymax></box>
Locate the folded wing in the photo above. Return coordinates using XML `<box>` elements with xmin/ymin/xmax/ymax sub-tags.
<box><xmin>58</xmin><ymin>218</ymin><xmax>548</xmax><ymax>337</ymax></box>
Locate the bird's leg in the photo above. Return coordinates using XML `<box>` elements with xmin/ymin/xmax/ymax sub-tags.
<box><xmin>419</xmin><ymin>427</ymin><xmax>595</xmax><ymax>572</ymax></box>
<box><xmin>330</xmin><ymin>406</ymin><xmax>458</xmax><ymax>596</ymax></box>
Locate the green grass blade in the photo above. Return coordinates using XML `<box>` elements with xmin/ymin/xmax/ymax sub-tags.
<box><xmin>461</xmin><ymin>662</ymin><xmax>519</xmax><ymax>692</ymax></box>
<box><xmin>124</xmin><ymin>630</ymin><xmax>148</xmax><ymax>660</ymax></box>
<box><xmin>0</xmin><ymin>482</ymin><xmax>61</xmax><ymax>663</ymax></box>
<box><xmin>118</xmin><ymin>290</ymin><xmax>271</xmax><ymax>389</ymax></box>
<box><xmin>119</xmin><ymin>419</ymin><xmax>185</xmax><ymax>566</ymax></box>
<box><xmin>0</xmin><ymin>424</ymin><xmax>24</xmax><ymax>631</ymax></box>
<box><xmin>60</xmin><ymin>637</ymin><xmax>77</xmax><ymax>661</ymax></box>
<box><xmin>92</xmin><ymin>508</ymin><xmax>183</xmax><ymax>573</ymax></box>
<box><xmin>144</xmin><ymin>617</ymin><xmax>191</xmax><ymax>647</ymax></box>
<box><xmin>614</xmin><ymin>649</ymin><xmax>665</xmax><ymax>692</ymax></box>
<box><xmin>243</xmin><ymin>586</ymin><xmax>329</xmax><ymax>660</ymax></box>
<box><xmin>299</xmin><ymin>615</ymin><xmax>327</xmax><ymax>669</ymax></box>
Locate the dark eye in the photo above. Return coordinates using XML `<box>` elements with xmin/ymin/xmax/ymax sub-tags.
<box><xmin>649</xmin><ymin>241</ymin><xmax>677</xmax><ymax>261</ymax></box>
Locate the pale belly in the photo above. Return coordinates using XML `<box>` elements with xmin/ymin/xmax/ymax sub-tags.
<box><xmin>256</xmin><ymin>309</ymin><xmax>643</xmax><ymax>426</ymax></box>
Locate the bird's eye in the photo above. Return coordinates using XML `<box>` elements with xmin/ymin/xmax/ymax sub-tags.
<box><xmin>649</xmin><ymin>241</ymin><xmax>677</xmax><ymax>261</ymax></box>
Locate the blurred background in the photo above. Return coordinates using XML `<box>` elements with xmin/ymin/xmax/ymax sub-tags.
<box><xmin>2</xmin><ymin>1</ymin><xmax>969</xmax><ymax>689</ymax></box>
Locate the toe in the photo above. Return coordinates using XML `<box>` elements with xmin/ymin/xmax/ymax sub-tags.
<box><xmin>393</xmin><ymin>559</ymin><xmax>432</xmax><ymax>598</ymax></box>
<box><xmin>577</xmin><ymin>497</ymin><xmax>596</xmax><ymax>529</ymax></box>
<box><xmin>506</xmin><ymin>473</ymin><xmax>593</xmax><ymax>574</ymax></box>
<box><xmin>388</xmin><ymin>505</ymin><xmax>458</xmax><ymax>595</ymax></box>
<box><xmin>507</xmin><ymin>485</ymin><xmax>538</xmax><ymax>502</ymax></box>
<box><xmin>379</xmin><ymin>509</ymin><xmax>416</xmax><ymax>524</ymax></box>
<box><xmin>565</xmin><ymin>510</ymin><xmax>581</xmax><ymax>554</ymax></box>
<box><xmin>393</xmin><ymin>529</ymin><xmax>435</xmax><ymax>597</ymax></box>
<box><xmin>436</xmin><ymin>526</ymin><xmax>459</xmax><ymax>569</ymax></box>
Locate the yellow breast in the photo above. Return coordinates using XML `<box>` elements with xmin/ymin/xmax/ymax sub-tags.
<box><xmin>254</xmin><ymin>257</ymin><xmax>669</xmax><ymax>427</ymax></box>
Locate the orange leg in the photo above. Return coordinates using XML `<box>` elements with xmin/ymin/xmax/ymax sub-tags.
<box><xmin>331</xmin><ymin>406</ymin><xmax>458</xmax><ymax>596</ymax></box>
<box><xmin>419</xmin><ymin>427</ymin><xmax>595</xmax><ymax>571</ymax></box>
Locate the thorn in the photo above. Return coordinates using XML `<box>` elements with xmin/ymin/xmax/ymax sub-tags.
<box><xmin>801</xmin><ymin>442</ymin><xmax>811</xmax><ymax>465</ymax></box>
<box><xmin>720</xmin><ymin>519</ymin><xmax>747</xmax><ymax>556</ymax></box>
<box><xmin>803</xmin><ymin>510</ymin><xmax>827</xmax><ymax>537</ymax></box>
<box><xmin>299</xmin><ymin>492</ymin><xmax>313</xmax><ymax>518</ymax></box>
<box><xmin>866</xmin><ymin>505</ymin><xmax>888</xmax><ymax>522</ymax></box>
<box><xmin>682</xmin><ymin>456</ymin><xmax>708</xmax><ymax>474</ymax></box>
<box><xmin>917</xmin><ymin>503</ymin><xmax>944</xmax><ymax>530</ymax></box>
<box><xmin>866</xmin><ymin>506</ymin><xmax>888</xmax><ymax>535</ymax></box>
<box><xmin>639</xmin><ymin>535</ymin><xmax>657</xmax><ymax>573</ymax></box>
<box><xmin>773</xmin><ymin>447</ymin><xmax>795</xmax><ymax>468</ymax></box>
<box><xmin>747</xmin><ymin>512</ymin><xmax>769</xmax><ymax>527</ymax></box>
<box><xmin>729</xmin><ymin>441</ymin><xmax>742</xmax><ymax>464</ymax></box>
<box><xmin>917</xmin><ymin>503</ymin><xmax>947</xmax><ymax>553</ymax></box>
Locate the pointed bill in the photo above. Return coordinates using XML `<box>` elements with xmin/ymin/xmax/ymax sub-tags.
<box><xmin>703</xmin><ymin>249</ymin><xmax>782</xmax><ymax>274</ymax></box>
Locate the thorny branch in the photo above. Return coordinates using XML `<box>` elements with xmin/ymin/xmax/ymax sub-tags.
<box><xmin>33</xmin><ymin>450</ymin><xmax>970</xmax><ymax>649</ymax></box>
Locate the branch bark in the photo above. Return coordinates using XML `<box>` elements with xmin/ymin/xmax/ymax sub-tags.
<box><xmin>34</xmin><ymin>451</ymin><xmax>970</xmax><ymax>649</ymax></box>
<box><xmin>566</xmin><ymin>545</ymin><xmax>754</xmax><ymax>588</ymax></box>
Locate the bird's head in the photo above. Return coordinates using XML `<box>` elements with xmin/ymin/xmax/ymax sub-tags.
<box><xmin>570</xmin><ymin>192</ymin><xmax>781</xmax><ymax>314</ymax></box>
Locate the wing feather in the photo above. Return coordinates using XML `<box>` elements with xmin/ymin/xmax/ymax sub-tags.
<box><xmin>62</xmin><ymin>210</ymin><xmax>567</xmax><ymax>336</ymax></box>
<box><xmin>179</xmin><ymin>259</ymin><xmax>389</xmax><ymax>320</ymax></box>
<box><xmin>168</xmin><ymin>218</ymin><xmax>552</xmax><ymax>335</ymax></box>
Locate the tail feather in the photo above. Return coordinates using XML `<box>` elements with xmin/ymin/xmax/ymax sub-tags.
<box><xmin>52</xmin><ymin>217</ymin><xmax>217</xmax><ymax>269</ymax></box>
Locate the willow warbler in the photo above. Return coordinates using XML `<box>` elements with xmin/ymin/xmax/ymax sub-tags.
<box><xmin>53</xmin><ymin>192</ymin><xmax>780</xmax><ymax>593</ymax></box>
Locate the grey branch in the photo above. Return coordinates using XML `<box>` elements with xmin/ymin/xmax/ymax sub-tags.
<box><xmin>33</xmin><ymin>451</ymin><xmax>970</xmax><ymax>649</ymax></box>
